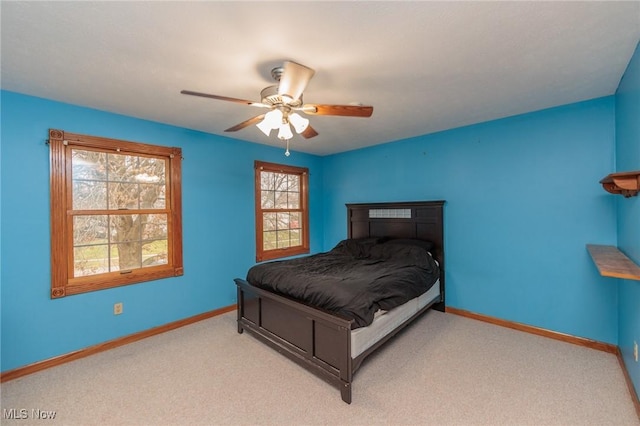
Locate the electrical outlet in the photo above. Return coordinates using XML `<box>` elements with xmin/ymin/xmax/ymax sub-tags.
<box><xmin>634</xmin><ymin>341</ymin><xmax>638</xmax><ymax>363</ymax></box>
<box><xmin>114</xmin><ymin>302</ymin><xmax>123</xmax><ymax>315</ymax></box>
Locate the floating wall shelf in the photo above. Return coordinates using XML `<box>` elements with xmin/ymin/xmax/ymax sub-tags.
<box><xmin>587</xmin><ymin>244</ymin><xmax>640</xmax><ymax>281</ymax></box>
<box><xmin>600</xmin><ymin>170</ymin><xmax>640</xmax><ymax>197</ymax></box>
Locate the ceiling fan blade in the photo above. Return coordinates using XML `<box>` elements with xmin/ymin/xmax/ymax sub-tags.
<box><xmin>301</xmin><ymin>104</ymin><xmax>374</xmax><ymax>117</ymax></box>
<box><xmin>300</xmin><ymin>125</ymin><xmax>319</xmax><ymax>139</ymax></box>
<box><xmin>225</xmin><ymin>114</ymin><xmax>266</xmax><ymax>132</ymax></box>
<box><xmin>278</xmin><ymin>61</ymin><xmax>315</xmax><ymax>101</ymax></box>
<box><xmin>181</xmin><ymin>90</ymin><xmax>268</xmax><ymax>107</ymax></box>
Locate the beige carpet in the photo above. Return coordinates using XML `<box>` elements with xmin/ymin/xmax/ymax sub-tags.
<box><xmin>1</xmin><ymin>310</ymin><xmax>638</xmax><ymax>425</ymax></box>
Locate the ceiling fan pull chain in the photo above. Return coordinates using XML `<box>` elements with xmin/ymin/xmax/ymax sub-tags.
<box><xmin>285</xmin><ymin>139</ymin><xmax>291</xmax><ymax>157</ymax></box>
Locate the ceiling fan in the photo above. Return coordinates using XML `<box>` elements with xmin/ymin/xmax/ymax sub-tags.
<box><xmin>181</xmin><ymin>61</ymin><xmax>373</xmax><ymax>154</ymax></box>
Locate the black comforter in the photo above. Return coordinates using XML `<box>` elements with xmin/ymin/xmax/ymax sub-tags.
<box><xmin>246</xmin><ymin>238</ymin><xmax>440</xmax><ymax>329</ymax></box>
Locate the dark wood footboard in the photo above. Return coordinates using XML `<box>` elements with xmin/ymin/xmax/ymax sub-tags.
<box><xmin>235</xmin><ymin>278</ymin><xmax>355</xmax><ymax>403</ymax></box>
<box><xmin>235</xmin><ymin>200</ymin><xmax>445</xmax><ymax>403</ymax></box>
<box><xmin>235</xmin><ymin>277</ymin><xmax>443</xmax><ymax>403</ymax></box>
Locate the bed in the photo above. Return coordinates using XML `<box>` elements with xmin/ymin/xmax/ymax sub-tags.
<box><xmin>234</xmin><ymin>200</ymin><xmax>445</xmax><ymax>403</ymax></box>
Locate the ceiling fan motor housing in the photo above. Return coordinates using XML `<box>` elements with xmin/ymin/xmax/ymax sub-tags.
<box><xmin>260</xmin><ymin>85</ymin><xmax>302</xmax><ymax>108</ymax></box>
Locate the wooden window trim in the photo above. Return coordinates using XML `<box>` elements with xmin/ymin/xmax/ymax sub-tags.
<box><xmin>49</xmin><ymin>129</ymin><xmax>183</xmax><ymax>298</ymax></box>
<box><xmin>255</xmin><ymin>160</ymin><xmax>309</xmax><ymax>262</ymax></box>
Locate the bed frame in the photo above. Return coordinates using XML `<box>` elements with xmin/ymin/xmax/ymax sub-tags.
<box><xmin>234</xmin><ymin>200</ymin><xmax>445</xmax><ymax>403</ymax></box>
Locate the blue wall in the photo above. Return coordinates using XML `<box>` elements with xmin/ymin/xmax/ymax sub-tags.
<box><xmin>0</xmin><ymin>86</ymin><xmax>630</xmax><ymax>374</ymax></box>
<box><xmin>615</xmin><ymin>41</ymin><xmax>640</xmax><ymax>397</ymax></box>
<box><xmin>0</xmin><ymin>91</ymin><xmax>324</xmax><ymax>372</ymax></box>
<box><xmin>323</xmin><ymin>98</ymin><xmax>619</xmax><ymax>344</ymax></box>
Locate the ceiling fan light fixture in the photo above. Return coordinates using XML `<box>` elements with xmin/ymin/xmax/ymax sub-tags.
<box><xmin>257</xmin><ymin>109</ymin><xmax>284</xmax><ymax>136</ymax></box>
<box><xmin>256</xmin><ymin>119</ymin><xmax>272</xmax><ymax>136</ymax></box>
<box><xmin>288</xmin><ymin>112</ymin><xmax>309</xmax><ymax>134</ymax></box>
<box><xmin>278</xmin><ymin>122</ymin><xmax>293</xmax><ymax>141</ymax></box>
<box><xmin>266</xmin><ymin>109</ymin><xmax>283</xmax><ymax>129</ymax></box>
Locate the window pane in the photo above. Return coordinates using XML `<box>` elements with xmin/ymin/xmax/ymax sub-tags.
<box><xmin>73</xmin><ymin>180</ymin><xmax>107</xmax><ymax>210</ymax></box>
<box><xmin>288</xmin><ymin>175</ymin><xmax>299</xmax><ymax>192</ymax></box>
<box><xmin>275</xmin><ymin>191</ymin><xmax>288</xmax><ymax>209</ymax></box>
<box><xmin>290</xmin><ymin>229</ymin><xmax>301</xmax><ymax>246</ymax></box>
<box><xmin>289</xmin><ymin>212</ymin><xmax>301</xmax><ymax>230</ymax></box>
<box><xmin>261</xmin><ymin>190</ymin><xmax>275</xmax><ymax>209</ymax></box>
<box><xmin>142</xmin><ymin>240</ymin><xmax>168</xmax><ymax>267</ymax></box>
<box><xmin>108</xmin><ymin>153</ymin><xmax>139</xmax><ymax>182</ymax></box>
<box><xmin>137</xmin><ymin>157</ymin><xmax>165</xmax><ymax>184</ymax></box>
<box><xmin>276</xmin><ymin>212</ymin><xmax>289</xmax><ymax>230</ymax></box>
<box><xmin>140</xmin><ymin>184</ymin><xmax>165</xmax><ymax>208</ymax></box>
<box><xmin>263</xmin><ymin>213</ymin><xmax>276</xmax><ymax>231</ymax></box>
<box><xmin>110</xmin><ymin>214</ymin><xmax>141</xmax><ymax>242</ymax></box>
<box><xmin>277</xmin><ymin>230</ymin><xmax>291</xmax><ymax>248</ymax></box>
<box><xmin>287</xmin><ymin>192</ymin><xmax>299</xmax><ymax>209</ymax></box>
<box><xmin>108</xmin><ymin>182</ymin><xmax>140</xmax><ymax>209</ymax></box>
<box><xmin>108</xmin><ymin>215</ymin><xmax>159</xmax><ymax>271</ymax></box>
<box><xmin>263</xmin><ymin>231</ymin><xmax>277</xmax><ymax>250</ymax></box>
<box><xmin>112</xmin><ymin>242</ymin><xmax>141</xmax><ymax>271</ymax></box>
<box><xmin>274</xmin><ymin>173</ymin><xmax>288</xmax><ymax>191</ymax></box>
<box><xmin>72</xmin><ymin>150</ymin><xmax>106</xmax><ymax>180</ymax></box>
<box><xmin>141</xmin><ymin>214</ymin><xmax>168</xmax><ymax>240</ymax></box>
<box><xmin>74</xmin><ymin>245</ymin><xmax>109</xmax><ymax>277</ymax></box>
<box><xmin>73</xmin><ymin>215</ymin><xmax>108</xmax><ymax>246</ymax></box>
<box><xmin>261</xmin><ymin>171</ymin><xmax>275</xmax><ymax>190</ymax></box>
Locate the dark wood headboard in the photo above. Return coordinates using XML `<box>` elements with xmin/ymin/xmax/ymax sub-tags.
<box><xmin>346</xmin><ymin>201</ymin><xmax>445</xmax><ymax>306</ymax></box>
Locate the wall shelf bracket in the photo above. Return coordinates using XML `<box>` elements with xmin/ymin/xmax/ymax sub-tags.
<box><xmin>600</xmin><ymin>170</ymin><xmax>640</xmax><ymax>197</ymax></box>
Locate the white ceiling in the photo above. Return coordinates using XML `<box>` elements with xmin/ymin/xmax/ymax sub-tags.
<box><xmin>2</xmin><ymin>1</ymin><xmax>639</xmax><ymax>156</ymax></box>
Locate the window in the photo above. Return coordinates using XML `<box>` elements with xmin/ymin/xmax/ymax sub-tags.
<box><xmin>49</xmin><ymin>129</ymin><xmax>183</xmax><ymax>298</ymax></box>
<box><xmin>255</xmin><ymin>161</ymin><xmax>309</xmax><ymax>262</ymax></box>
